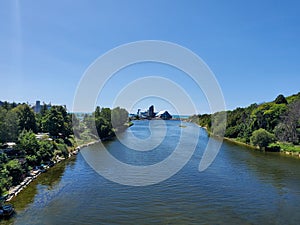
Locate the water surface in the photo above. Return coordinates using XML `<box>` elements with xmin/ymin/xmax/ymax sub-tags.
<box><xmin>1</xmin><ymin>120</ymin><xmax>300</xmax><ymax>224</ymax></box>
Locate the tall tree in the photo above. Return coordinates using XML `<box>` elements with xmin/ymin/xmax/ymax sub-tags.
<box><xmin>42</xmin><ymin>107</ymin><xmax>64</xmax><ymax>137</ymax></box>
<box><xmin>16</xmin><ymin>130</ymin><xmax>39</xmax><ymax>156</ymax></box>
<box><xmin>5</xmin><ymin>110</ymin><xmax>19</xmax><ymax>142</ymax></box>
<box><xmin>0</xmin><ymin>108</ymin><xmax>19</xmax><ymax>143</ymax></box>
<box><xmin>42</xmin><ymin>106</ymin><xmax>73</xmax><ymax>138</ymax></box>
<box><xmin>100</xmin><ymin>107</ymin><xmax>112</xmax><ymax>123</ymax></box>
<box><xmin>13</xmin><ymin>104</ymin><xmax>37</xmax><ymax>133</ymax></box>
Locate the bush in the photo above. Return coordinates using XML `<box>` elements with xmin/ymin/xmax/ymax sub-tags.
<box><xmin>250</xmin><ymin>128</ymin><xmax>275</xmax><ymax>149</ymax></box>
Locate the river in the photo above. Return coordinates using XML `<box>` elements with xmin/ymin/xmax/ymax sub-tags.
<box><xmin>1</xmin><ymin>120</ymin><xmax>300</xmax><ymax>225</ymax></box>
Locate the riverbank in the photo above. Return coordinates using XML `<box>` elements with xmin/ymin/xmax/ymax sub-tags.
<box><xmin>3</xmin><ymin>140</ymin><xmax>100</xmax><ymax>203</ymax></box>
<box><xmin>196</xmin><ymin>123</ymin><xmax>300</xmax><ymax>159</ymax></box>
<box><xmin>222</xmin><ymin>137</ymin><xmax>300</xmax><ymax>158</ymax></box>
<box><xmin>223</xmin><ymin>137</ymin><xmax>258</xmax><ymax>150</ymax></box>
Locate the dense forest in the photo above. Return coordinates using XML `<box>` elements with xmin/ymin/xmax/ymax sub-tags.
<box><xmin>189</xmin><ymin>93</ymin><xmax>300</xmax><ymax>151</ymax></box>
<box><xmin>0</xmin><ymin>102</ymin><xmax>129</xmax><ymax>196</ymax></box>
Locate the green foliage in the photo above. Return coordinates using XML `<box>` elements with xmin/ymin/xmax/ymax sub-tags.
<box><xmin>211</xmin><ymin>111</ymin><xmax>226</xmax><ymax>136</ymax></box>
<box><xmin>99</xmin><ymin>107</ymin><xmax>112</xmax><ymax>123</ymax></box>
<box><xmin>250</xmin><ymin>103</ymin><xmax>287</xmax><ymax>133</ymax></box>
<box><xmin>275</xmin><ymin>94</ymin><xmax>288</xmax><ymax>104</ymax></box>
<box><xmin>78</xmin><ymin>106</ymin><xmax>129</xmax><ymax>141</ymax></box>
<box><xmin>285</xmin><ymin>92</ymin><xmax>300</xmax><ymax>104</ymax></box>
<box><xmin>190</xmin><ymin>114</ymin><xmax>211</xmax><ymax>129</ymax></box>
<box><xmin>83</xmin><ymin>114</ymin><xmax>97</xmax><ymax>136</ymax></box>
<box><xmin>42</xmin><ymin>107</ymin><xmax>64</xmax><ymax>137</ymax></box>
<box><xmin>111</xmin><ymin>107</ymin><xmax>129</xmax><ymax>129</ymax></box>
<box><xmin>225</xmin><ymin>126</ymin><xmax>240</xmax><ymax>138</ymax></box>
<box><xmin>191</xmin><ymin>92</ymin><xmax>299</xmax><ymax>148</ymax></box>
<box><xmin>274</xmin><ymin>100</ymin><xmax>300</xmax><ymax>144</ymax></box>
<box><xmin>38</xmin><ymin>140</ymin><xmax>54</xmax><ymax>163</ymax></box>
<box><xmin>96</xmin><ymin>116</ymin><xmax>114</xmax><ymax>139</ymax></box>
<box><xmin>16</xmin><ymin>130</ymin><xmax>39</xmax><ymax>156</ymax></box>
<box><xmin>0</xmin><ymin>153</ymin><xmax>10</xmax><ymax>195</ymax></box>
<box><xmin>5</xmin><ymin>159</ymin><xmax>24</xmax><ymax>186</ymax></box>
<box><xmin>0</xmin><ymin>167</ymin><xmax>11</xmax><ymax>196</ymax></box>
<box><xmin>54</xmin><ymin>141</ymin><xmax>69</xmax><ymax>158</ymax></box>
<box><xmin>25</xmin><ymin>155</ymin><xmax>38</xmax><ymax>167</ymax></box>
<box><xmin>276</xmin><ymin>142</ymin><xmax>300</xmax><ymax>152</ymax></box>
<box><xmin>250</xmin><ymin>128</ymin><xmax>275</xmax><ymax>149</ymax></box>
<box><xmin>13</xmin><ymin>104</ymin><xmax>37</xmax><ymax>133</ymax></box>
<box><xmin>0</xmin><ymin>108</ymin><xmax>19</xmax><ymax>143</ymax></box>
<box><xmin>0</xmin><ymin>102</ymin><xmax>76</xmax><ymax>195</ymax></box>
<box><xmin>42</xmin><ymin>106</ymin><xmax>73</xmax><ymax>138</ymax></box>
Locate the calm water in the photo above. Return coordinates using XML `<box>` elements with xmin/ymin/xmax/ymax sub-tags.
<box><xmin>1</xmin><ymin>120</ymin><xmax>300</xmax><ymax>225</ymax></box>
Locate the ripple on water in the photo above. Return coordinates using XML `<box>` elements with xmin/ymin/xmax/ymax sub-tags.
<box><xmin>2</xmin><ymin>120</ymin><xmax>300</xmax><ymax>225</ymax></box>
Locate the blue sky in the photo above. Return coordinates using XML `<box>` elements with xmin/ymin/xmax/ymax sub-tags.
<box><xmin>0</xmin><ymin>0</ymin><xmax>299</xmax><ymax>114</ymax></box>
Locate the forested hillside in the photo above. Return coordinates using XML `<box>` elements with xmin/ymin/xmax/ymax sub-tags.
<box><xmin>190</xmin><ymin>93</ymin><xmax>300</xmax><ymax>151</ymax></box>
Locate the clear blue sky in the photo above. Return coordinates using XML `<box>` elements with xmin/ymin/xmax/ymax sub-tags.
<box><xmin>0</xmin><ymin>0</ymin><xmax>299</xmax><ymax>114</ymax></box>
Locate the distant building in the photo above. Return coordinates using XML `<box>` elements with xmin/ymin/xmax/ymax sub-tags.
<box><xmin>32</xmin><ymin>101</ymin><xmax>51</xmax><ymax>113</ymax></box>
<box><xmin>156</xmin><ymin>110</ymin><xmax>172</xmax><ymax>120</ymax></box>
<box><xmin>138</xmin><ymin>105</ymin><xmax>156</xmax><ymax>119</ymax></box>
<box><xmin>148</xmin><ymin>105</ymin><xmax>155</xmax><ymax>118</ymax></box>
<box><xmin>133</xmin><ymin>106</ymin><xmax>171</xmax><ymax>120</ymax></box>
<box><xmin>33</xmin><ymin>100</ymin><xmax>41</xmax><ymax>113</ymax></box>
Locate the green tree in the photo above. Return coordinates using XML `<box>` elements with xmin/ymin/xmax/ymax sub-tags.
<box><xmin>100</xmin><ymin>107</ymin><xmax>112</xmax><ymax>123</ymax></box>
<box><xmin>42</xmin><ymin>107</ymin><xmax>64</xmax><ymax>137</ymax></box>
<box><xmin>42</xmin><ymin>106</ymin><xmax>73</xmax><ymax>138</ymax></box>
<box><xmin>0</xmin><ymin>109</ymin><xmax>19</xmax><ymax>143</ymax></box>
<box><xmin>95</xmin><ymin>106</ymin><xmax>101</xmax><ymax>119</ymax></box>
<box><xmin>0</xmin><ymin>167</ymin><xmax>11</xmax><ymax>196</ymax></box>
<box><xmin>83</xmin><ymin>114</ymin><xmax>97</xmax><ymax>136</ymax></box>
<box><xmin>13</xmin><ymin>104</ymin><xmax>37</xmax><ymax>133</ymax></box>
<box><xmin>111</xmin><ymin>107</ymin><xmax>128</xmax><ymax>129</ymax></box>
<box><xmin>275</xmin><ymin>94</ymin><xmax>288</xmax><ymax>104</ymax></box>
<box><xmin>211</xmin><ymin>111</ymin><xmax>227</xmax><ymax>136</ymax></box>
<box><xmin>0</xmin><ymin>108</ymin><xmax>8</xmax><ymax>143</ymax></box>
<box><xmin>5</xmin><ymin>110</ymin><xmax>19</xmax><ymax>142</ymax></box>
<box><xmin>25</xmin><ymin>155</ymin><xmax>38</xmax><ymax>168</ymax></box>
<box><xmin>263</xmin><ymin>103</ymin><xmax>287</xmax><ymax>132</ymax></box>
<box><xmin>0</xmin><ymin>153</ymin><xmax>11</xmax><ymax>195</ymax></box>
<box><xmin>95</xmin><ymin>117</ymin><xmax>114</xmax><ymax>139</ymax></box>
<box><xmin>250</xmin><ymin>128</ymin><xmax>275</xmax><ymax>149</ymax></box>
<box><xmin>6</xmin><ymin>159</ymin><xmax>24</xmax><ymax>186</ymax></box>
<box><xmin>38</xmin><ymin>140</ymin><xmax>54</xmax><ymax>162</ymax></box>
<box><xmin>16</xmin><ymin>130</ymin><xmax>39</xmax><ymax>156</ymax></box>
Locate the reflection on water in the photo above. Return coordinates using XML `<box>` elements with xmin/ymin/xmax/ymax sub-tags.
<box><xmin>0</xmin><ymin>158</ymin><xmax>73</xmax><ymax>225</ymax></box>
<box><xmin>1</xmin><ymin>120</ymin><xmax>300</xmax><ymax>225</ymax></box>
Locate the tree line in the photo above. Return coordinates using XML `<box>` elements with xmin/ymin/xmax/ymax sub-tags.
<box><xmin>189</xmin><ymin>93</ymin><xmax>300</xmax><ymax>150</ymax></box>
<box><xmin>73</xmin><ymin>106</ymin><xmax>130</xmax><ymax>142</ymax></box>
<box><xmin>0</xmin><ymin>103</ymin><xmax>74</xmax><ymax>196</ymax></box>
<box><xmin>0</xmin><ymin>102</ymin><xmax>129</xmax><ymax>196</ymax></box>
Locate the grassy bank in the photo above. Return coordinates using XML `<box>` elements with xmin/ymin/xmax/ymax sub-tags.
<box><xmin>197</xmin><ymin>124</ymin><xmax>300</xmax><ymax>159</ymax></box>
